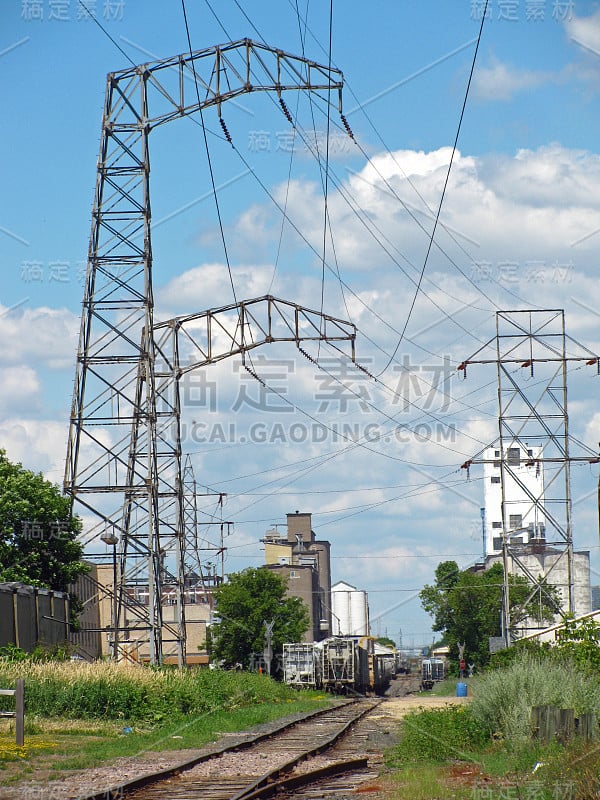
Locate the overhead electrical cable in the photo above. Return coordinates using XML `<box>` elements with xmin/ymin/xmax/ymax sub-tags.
<box><xmin>267</xmin><ymin>1</ymin><xmax>312</xmax><ymax>295</ymax></box>
<box><xmin>200</xmin><ymin>0</ymin><xmax>491</xmax><ymax>358</ymax></box>
<box><xmin>180</xmin><ymin>0</ymin><xmax>238</xmax><ymax>306</ymax></box>
<box><xmin>77</xmin><ymin>0</ymin><xmax>137</xmax><ymax>66</ymax></box>
<box><xmin>318</xmin><ymin>0</ymin><xmax>335</xmax><ymax>353</ymax></box>
<box><xmin>212</xmin><ymin>357</ymin><xmax>566</xmax><ymax>521</ymax></box>
<box><xmin>86</xmin><ymin>0</ymin><xmax>514</xmax><ymax>384</ymax></box>
<box><xmin>280</xmin><ymin>0</ymin><xmax>543</xmax><ymax>313</ymax></box>
<box><xmin>294</xmin><ymin>0</ymin><xmax>354</xmax><ymax>327</ymax></box>
<box><xmin>374</xmin><ymin>1</ymin><xmax>489</xmax><ymax>375</ymax></box>
<box><xmin>82</xmin><ymin>4</ymin><xmax>542</xmax><ymax>501</ymax></box>
<box><xmin>78</xmin><ymin>17</ymin><xmax>502</xmax><ymax>482</ymax></box>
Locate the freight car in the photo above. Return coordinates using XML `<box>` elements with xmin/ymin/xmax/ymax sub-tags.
<box><xmin>394</xmin><ymin>652</ymin><xmax>410</xmax><ymax>675</ymax></box>
<box><xmin>321</xmin><ymin>637</ymin><xmax>368</xmax><ymax>694</ymax></box>
<box><xmin>282</xmin><ymin>642</ymin><xmax>320</xmax><ymax>689</ymax></box>
<box><xmin>283</xmin><ymin>636</ymin><xmax>392</xmax><ymax>696</ymax></box>
<box><xmin>420</xmin><ymin>657</ymin><xmax>447</xmax><ymax>690</ymax></box>
<box><xmin>373</xmin><ymin>641</ymin><xmax>396</xmax><ymax>685</ymax></box>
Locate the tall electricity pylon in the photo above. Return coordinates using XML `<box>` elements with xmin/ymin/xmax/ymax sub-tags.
<box><xmin>460</xmin><ymin>309</ymin><xmax>599</xmax><ymax>645</ymax></box>
<box><xmin>64</xmin><ymin>41</ymin><xmax>357</xmax><ymax>664</ymax></box>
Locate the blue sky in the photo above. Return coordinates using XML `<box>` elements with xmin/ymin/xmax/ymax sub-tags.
<box><xmin>2</xmin><ymin>1</ymin><xmax>600</xmax><ymax>649</ymax></box>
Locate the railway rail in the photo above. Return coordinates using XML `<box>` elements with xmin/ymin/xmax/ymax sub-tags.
<box><xmin>80</xmin><ymin>698</ymin><xmax>384</xmax><ymax>800</ymax></box>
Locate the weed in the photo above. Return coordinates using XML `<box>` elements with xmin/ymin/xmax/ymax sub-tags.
<box><xmin>469</xmin><ymin>653</ymin><xmax>600</xmax><ymax>744</ymax></box>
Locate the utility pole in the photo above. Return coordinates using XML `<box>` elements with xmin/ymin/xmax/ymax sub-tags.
<box><xmin>480</xmin><ymin>507</ymin><xmax>486</xmax><ymax>561</ymax></box>
<box><xmin>263</xmin><ymin>619</ymin><xmax>275</xmax><ymax>677</ymax></box>
<box><xmin>100</xmin><ymin>527</ymin><xmax>119</xmax><ymax>661</ymax></box>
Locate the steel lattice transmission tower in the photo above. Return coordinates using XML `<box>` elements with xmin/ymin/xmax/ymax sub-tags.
<box><xmin>460</xmin><ymin>309</ymin><xmax>599</xmax><ymax>645</ymax></box>
<box><xmin>64</xmin><ymin>40</ymin><xmax>358</xmax><ymax>665</ymax></box>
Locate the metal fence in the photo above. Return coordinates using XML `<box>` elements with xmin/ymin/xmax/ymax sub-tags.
<box><xmin>0</xmin><ymin>583</ymin><xmax>70</xmax><ymax>652</ymax></box>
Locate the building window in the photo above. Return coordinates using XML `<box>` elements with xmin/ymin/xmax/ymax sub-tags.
<box><xmin>509</xmin><ymin>514</ymin><xmax>523</xmax><ymax>530</ymax></box>
<box><xmin>507</xmin><ymin>447</ymin><xmax>520</xmax><ymax>465</ymax></box>
<box><xmin>492</xmin><ymin>522</ymin><xmax>502</xmax><ymax>529</ymax></box>
<box><xmin>527</xmin><ymin>449</ymin><xmax>533</xmax><ymax>457</ymax></box>
<box><xmin>493</xmin><ymin>537</ymin><xmax>503</xmax><ymax>550</ymax></box>
<box><xmin>491</xmin><ymin>476</ymin><xmax>500</xmax><ymax>484</ymax></box>
<box><xmin>289</xmin><ymin>570</ymin><xmax>299</xmax><ymax>579</ymax></box>
<box><xmin>494</xmin><ymin>450</ymin><xmax>500</xmax><ymax>457</ymax></box>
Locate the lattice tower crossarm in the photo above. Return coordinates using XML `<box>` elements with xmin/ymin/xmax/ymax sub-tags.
<box><xmin>459</xmin><ymin>309</ymin><xmax>599</xmax><ymax>645</ymax></box>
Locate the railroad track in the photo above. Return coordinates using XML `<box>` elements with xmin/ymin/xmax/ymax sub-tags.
<box><xmin>82</xmin><ymin>698</ymin><xmax>385</xmax><ymax>800</ymax></box>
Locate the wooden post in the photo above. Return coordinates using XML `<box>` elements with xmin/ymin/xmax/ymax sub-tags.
<box><xmin>578</xmin><ymin>712</ymin><xmax>597</xmax><ymax>742</ymax></box>
<box><xmin>532</xmin><ymin>705</ymin><xmax>562</xmax><ymax>743</ymax></box>
<box><xmin>15</xmin><ymin>679</ymin><xmax>24</xmax><ymax>748</ymax></box>
<box><xmin>559</xmin><ymin>708</ymin><xmax>575</xmax><ymax>743</ymax></box>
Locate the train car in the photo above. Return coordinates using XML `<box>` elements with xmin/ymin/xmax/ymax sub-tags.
<box><xmin>282</xmin><ymin>643</ymin><xmax>320</xmax><ymax>689</ymax></box>
<box><xmin>320</xmin><ymin>636</ymin><xmax>393</xmax><ymax>695</ymax></box>
<box><xmin>420</xmin><ymin>657</ymin><xmax>447</xmax><ymax>690</ymax></box>
<box><xmin>284</xmin><ymin>636</ymin><xmax>393</xmax><ymax>696</ymax></box>
<box><xmin>321</xmin><ymin>637</ymin><xmax>363</xmax><ymax>694</ymax></box>
<box><xmin>372</xmin><ymin>642</ymin><xmax>395</xmax><ymax>694</ymax></box>
<box><xmin>394</xmin><ymin>652</ymin><xmax>410</xmax><ymax>675</ymax></box>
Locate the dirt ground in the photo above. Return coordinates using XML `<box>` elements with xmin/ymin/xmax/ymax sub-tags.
<box><xmin>380</xmin><ymin>691</ymin><xmax>470</xmax><ymax>720</ymax></box>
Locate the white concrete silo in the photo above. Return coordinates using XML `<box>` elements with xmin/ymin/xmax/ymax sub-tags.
<box><xmin>331</xmin><ymin>580</ymin><xmax>369</xmax><ymax>636</ymax></box>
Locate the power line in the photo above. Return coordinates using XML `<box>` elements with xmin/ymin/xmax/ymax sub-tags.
<box><xmin>180</xmin><ymin>0</ymin><xmax>238</xmax><ymax>306</ymax></box>
<box><xmin>377</xmin><ymin>1</ymin><xmax>489</xmax><ymax>375</ymax></box>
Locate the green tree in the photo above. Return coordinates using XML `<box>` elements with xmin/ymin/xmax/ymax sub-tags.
<box><xmin>210</xmin><ymin>567</ymin><xmax>310</xmax><ymax>672</ymax></box>
<box><xmin>555</xmin><ymin>614</ymin><xmax>600</xmax><ymax>673</ymax></box>
<box><xmin>0</xmin><ymin>450</ymin><xmax>87</xmax><ymax>595</ymax></box>
<box><xmin>420</xmin><ymin>561</ymin><xmax>558</xmax><ymax>667</ymax></box>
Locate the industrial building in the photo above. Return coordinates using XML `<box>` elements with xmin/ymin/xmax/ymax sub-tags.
<box><xmin>486</xmin><ymin>548</ymin><xmax>591</xmax><ymax>638</ymax></box>
<box><xmin>264</xmin><ymin>512</ymin><xmax>332</xmax><ymax>642</ymax></box>
<box><xmin>483</xmin><ymin>443</ymin><xmax>546</xmax><ymax>557</ymax></box>
<box><xmin>481</xmin><ymin>440</ymin><xmax>591</xmax><ymax>638</ymax></box>
<box><xmin>70</xmin><ymin>563</ymin><xmax>213</xmax><ymax>664</ymax></box>
<box><xmin>71</xmin><ymin>511</ymin><xmax>372</xmax><ymax>659</ymax></box>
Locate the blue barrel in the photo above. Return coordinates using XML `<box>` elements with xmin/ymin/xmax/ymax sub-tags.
<box><xmin>456</xmin><ymin>682</ymin><xmax>468</xmax><ymax>697</ymax></box>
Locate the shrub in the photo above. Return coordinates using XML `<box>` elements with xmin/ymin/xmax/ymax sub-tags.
<box><xmin>470</xmin><ymin>653</ymin><xmax>600</xmax><ymax>744</ymax></box>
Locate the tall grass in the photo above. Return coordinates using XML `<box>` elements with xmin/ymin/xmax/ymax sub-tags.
<box><xmin>0</xmin><ymin>661</ymin><xmax>302</xmax><ymax>721</ymax></box>
<box><xmin>470</xmin><ymin>653</ymin><xmax>600</xmax><ymax>743</ymax></box>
